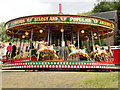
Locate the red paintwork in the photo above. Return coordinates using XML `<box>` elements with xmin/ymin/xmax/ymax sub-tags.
<box><xmin>112</xmin><ymin>49</ymin><xmax>120</xmax><ymax>64</ymax></box>
<box><xmin>59</xmin><ymin>4</ymin><xmax>62</xmax><ymax>13</ymax></box>
<box><xmin>102</xmin><ymin>46</ymin><xmax>120</xmax><ymax>65</ymax></box>
<box><xmin>14</xmin><ymin>58</ymin><xmax>37</xmax><ymax>62</ymax></box>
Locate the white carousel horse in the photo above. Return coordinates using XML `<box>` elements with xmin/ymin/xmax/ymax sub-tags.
<box><xmin>36</xmin><ymin>41</ymin><xmax>59</xmax><ymax>60</ymax></box>
<box><xmin>68</xmin><ymin>44</ymin><xmax>89</xmax><ymax>58</ymax></box>
<box><xmin>0</xmin><ymin>43</ymin><xmax>5</xmax><ymax>48</ymax></box>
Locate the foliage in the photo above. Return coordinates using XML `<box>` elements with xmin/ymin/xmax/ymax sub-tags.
<box><xmin>0</xmin><ymin>22</ymin><xmax>10</xmax><ymax>42</ymax></box>
<box><xmin>78</xmin><ymin>1</ymin><xmax>120</xmax><ymax>45</ymax></box>
<box><xmin>77</xmin><ymin>11</ymin><xmax>93</xmax><ymax>15</ymax></box>
<box><xmin>92</xmin><ymin>1</ymin><xmax>120</xmax><ymax>45</ymax></box>
<box><xmin>92</xmin><ymin>2</ymin><xmax>115</xmax><ymax>13</ymax></box>
<box><xmin>115</xmin><ymin>29</ymin><xmax>120</xmax><ymax>45</ymax></box>
<box><xmin>0</xmin><ymin>22</ymin><xmax>21</xmax><ymax>42</ymax></box>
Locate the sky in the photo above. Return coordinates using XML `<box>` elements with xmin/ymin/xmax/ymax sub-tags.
<box><xmin>0</xmin><ymin>0</ymin><xmax>98</xmax><ymax>22</ymax></box>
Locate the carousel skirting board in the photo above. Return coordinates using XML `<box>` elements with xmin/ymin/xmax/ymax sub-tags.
<box><xmin>2</xmin><ymin>60</ymin><xmax>117</xmax><ymax>70</ymax></box>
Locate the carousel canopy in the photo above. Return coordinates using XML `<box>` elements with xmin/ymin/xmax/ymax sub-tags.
<box><xmin>5</xmin><ymin>14</ymin><xmax>115</xmax><ymax>41</ymax></box>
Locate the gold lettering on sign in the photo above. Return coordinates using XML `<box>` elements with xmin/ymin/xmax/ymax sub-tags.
<box><xmin>49</xmin><ymin>17</ymin><xmax>58</xmax><ymax>21</ymax></box>
<box><xmin>70</xmin><ymin>17</ymin><xmax>91</xmax><ymax>23</ymax></box>
<box><xmin>34</xmin><ymin>17</ymin><xmax>48</xmax><ymax>22</ymax></box>
<box><xmin>99</xmin><ymin>20</ymin><xmax>111</xmax><ymax>27</ymax></box>
<box><xmin>12</xmin><ymin>19</ymin><xmax>25</xmax><ymax>26</ymax></box>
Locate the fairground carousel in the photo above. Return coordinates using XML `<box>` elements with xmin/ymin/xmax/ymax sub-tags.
<box><xmin>2</xmin><ymin>9</ymin><xmax>119</xmax><ymax>71</ymax></box>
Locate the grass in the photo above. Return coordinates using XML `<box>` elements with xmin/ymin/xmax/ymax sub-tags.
<box><xmin>2</xmin><ymin>72</ymin><xmax>119</xmax><ymax>88</ymax></box>
<box><xmin>70</xmin><ymin>72</ymin><xmax>118</xmax><ymax>88</ymax></box>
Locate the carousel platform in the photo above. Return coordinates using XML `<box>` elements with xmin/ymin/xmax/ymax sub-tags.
<box><xmin>2</xmin><ymin>58</ymin><xmax>118</xmax><ymax>71</ymax></box>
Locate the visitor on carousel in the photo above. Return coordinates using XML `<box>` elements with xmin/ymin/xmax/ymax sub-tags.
<box><xmin>6</xmin><ymin>43</ymin><xmax>12</xmax><ymax>58</ymax></box>
<box><xmin>16</xmin><ymin>47</ymin><xmax>22</xmax><ymax>55</ymax></box>
<box><xmin>11</xmin><ymin>45</ymin><xmax>16</xmax><ymax>58</ymax></box>
<box><xmin>25</xmin><ymin>46</ymin><xmax>29</xmax><ymax>52</ymax></box>
<box><xmin>29</xmin><ymin>43</ymin><xmax>34</xmax><ymax>49</ymax></box>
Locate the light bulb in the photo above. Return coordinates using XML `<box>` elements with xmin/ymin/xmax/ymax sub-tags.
<box><xmin>60</xmin><ymin>29</ymin><xmax>64</xmax><ymax>32</ymax></box>
<box><xmin>25</xmin><ymin>32</ymin><xmax>29</xmax><ymax>35</ymax></box>
<box><xmin>94</xmin><ymin>36</ymin><xmax>98</xmax><ymax>39</ymax></box>
<box><xmin>94</xmin><ymin>33</ymin><xmax>97</xmax><ymax>36</ymax></box>
<box><xmin>22</xmin><ymin>35</ymin><xmax>25</xmax><ymax>38</ymax></box>
<box><xmin>39</xmin><ymin>30</ymin><xmax>43</xmax><ymax>33</ymax></box>
<box><xmin>81</xmin><ymin>30</ymin><xmax>85</xmax><ymax>33</ymax></box>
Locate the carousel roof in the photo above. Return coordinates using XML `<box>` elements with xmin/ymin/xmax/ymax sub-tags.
<box><xmin>5</xmin><ymin>14</ymin><xmax>115</xmax><ymax>41</ymax></box>
<box><xmin>87</xmin><ymin>10</ymin><xmax>117</xmax><ymax>20</ymax></box>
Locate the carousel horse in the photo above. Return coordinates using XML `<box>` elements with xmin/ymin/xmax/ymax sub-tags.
<box><xmin>36</xmin><ymin>41</ymin><xmax>59</xmax><ymax>61</ymax></box>
<box><xmin>68</xmin><ymin>44</ymin><xmax>89</xmax><ymax>58</ymax></box>
<box><xmin>0</xmin><ymin>43</ymin><xmax>5</xmax><ymax>48</ymax></box>
<box><xmin>21</xmin><ymin>52</ymin><xmax>29</xmax><ymax>59</ymax></box>
<box><xmin>108</xmin><ymin>46</ymin><xmax>113</xmax><ymax>57</ymax></box>
<box><xmin>107</xmin><ymin>46</ymin><xmax>113</xmax><ymax>62</ymax></box>
<box><xmin>89</xmin><ymin>45</ymin><xmax>96</xmax><ymax>61</ymax></box>
<box><xmin>14</xmin><ymin>52</ymin><xmax>22</xmax><ymax>60</ymax></box>
<box><xmin>94</xmin><ymin>45</ymin><xmax>108</xmax><ymax>61</ymax></box>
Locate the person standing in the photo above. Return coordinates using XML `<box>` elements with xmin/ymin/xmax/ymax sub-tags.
<box><xmin>29</xmin><ymin>43</ymin><xmax>34</xmax><ymax>49</ymax></box>
<box><xmin>6</xmin><ymin>43</ymin><xmax>12</xmax><ymax>58</ymax></box>
<box><xmin>25</xmin><ymin>46</ymin><xmax>29</xmax><ymax>52</ymax></box>
<box><xmin>11</xmin><ymin>45</ymin><xmax>16</xmax><ymax>58</ymax></box>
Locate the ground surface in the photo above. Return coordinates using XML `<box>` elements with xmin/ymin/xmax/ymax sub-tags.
<box><xmin>2</xmin><ymin>71</ymin><xmax>119</xmax><ymax>88</ymax></box>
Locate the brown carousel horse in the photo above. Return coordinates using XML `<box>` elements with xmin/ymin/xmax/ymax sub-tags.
<box><xmin>36</xmin><ymin>41</ymin><xmax>59</xmax><ymax>61</ymax></box>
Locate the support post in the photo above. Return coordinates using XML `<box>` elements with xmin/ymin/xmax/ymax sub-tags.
<box><xmin>15</xmin><ymin>38</ymin><xmax>18</xmax><ymax>46</ymax></box>
<box><xmin>77</xmin><ymin>30</ymin><xmax>80</xmax><ymax>61</ymax></box>
<box><xmin>22</xmin><ymin>39</ymin><xmax>25</xmax><ymax>52</ymax></box>
<box><xmin>19</xmin><ymin>39</ymin><xmax>22</xmax><ymax>50</ymax></box>
<box><xmin>77</xmin><ymin>30</ymin><xmax>80</xmax><ymax>49</ymax></box>
<box><xmin>98</xmin><ymin>33</ymin><xmax>101</xmax><ymax>46</ymax></box>
<box><xmin>87</xmin><ymin>37</ymin><xmax>89</xmax><ymax>51</ymax></box>
<box><xmin>91</xmin><ymin>32</ymin><xmax>95</xmax><ymax>45</ymax></box>
<box><xmin>35</xmin><ymin>41</ymin><xmax>36</xmax><ymax>49</ymax></box>
<box><xmin>47</xmin><ymin>29</ymin><xmax>50</xmax><ymax>45</ymax></box>
<box><xmin>28</xmin><ymin>40</ymin><xmax>30</xmax><ymax>49</ymax></box>
<box><xmin>10</xmin><ymin>34</ymin><xmax>14</xmax><ymax>62</ymax></box>
<box><xmin>91</xmin><ymin>31</ymin><xmax>95</xmax><ymax>61</ymax></box>
<box><xmin>71</xmin><ymin>29</ymin><xmax>73</xmax><ymax>44</ymax></box>
<box><xmin>107</xmin><ymin>32</ymin><xmax>109</xmax><ymax>46</ymax></box>
<box><xmin>61</xmin><ymin>29</ymin><xmax>64</xmax><ymax>60</ymax></box>
<box><xmin>30</xmin><ymin>30</ymin><xmax>33</xmax><ymax>49</ymax></box>
<box><xmin>50</xmin><ymin>32</ymin><xmax>52</xmax><ymax>45</ymax></box>
<box><xmin>30</xmin><ymin>30</ymin><xmax>33</xmax><ymax>61</ymax></box>
<box><xmin>107</xmin><ymin>32</ymin><xmax>110</xmax><ymax>62</ymax></box>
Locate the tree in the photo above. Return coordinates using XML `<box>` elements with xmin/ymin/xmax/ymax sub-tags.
<box><xmin>0</xmin><ymin>22</ymin><xmax>10</xmax><ymax>42</ymax></box>
<box><xmin>92</xmin><ymin>1</ymin><xmax>120</xmax><ymax>45</ymax></box>
<box><xmin>92</xmin><ymin>2</ymin><xmax>114</xmax><ymax>13</ymax></box>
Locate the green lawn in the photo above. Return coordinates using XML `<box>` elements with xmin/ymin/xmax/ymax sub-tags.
<box><xmin>70</xmin><ymin>72</ymin><xmax>118</xmax><ymax>88</ymax></box>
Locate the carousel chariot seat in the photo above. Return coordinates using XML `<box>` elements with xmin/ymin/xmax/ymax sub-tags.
<box><xmin>29</xmin><ymin>49</ymin><xmax>38</xmax><ymax>58</ymax></box>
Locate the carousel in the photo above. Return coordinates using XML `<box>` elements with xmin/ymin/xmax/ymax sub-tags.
<box><xmin>1</xmin><ymin>8</ymin><xmax>119</xmax><ymax>71</ymax></box>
